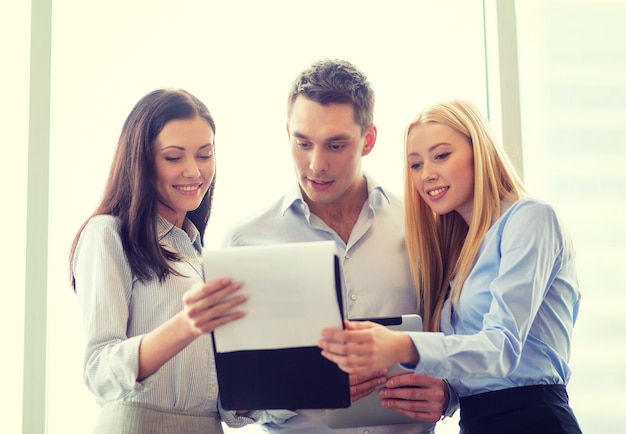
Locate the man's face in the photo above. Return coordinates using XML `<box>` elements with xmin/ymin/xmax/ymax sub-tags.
<box><xmin>287</xmin><ymin>96</ymin><xmax>375</xmax><ymax>210</ymax></box>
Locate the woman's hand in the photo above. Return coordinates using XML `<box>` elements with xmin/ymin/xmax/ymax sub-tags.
<box><xmin>182</xmin><ymin>278</ymin><xmax>247</xmax><ymax>335</ymax></box>
<box><xmin>318</xmin><ymin>320</ymin><xmax>419</xmax><ymax>375</ymax></box>
<box><xmin>138</xmin><ymin>278</ymin><xmax>246</xmax><ymax>380</ymax></box>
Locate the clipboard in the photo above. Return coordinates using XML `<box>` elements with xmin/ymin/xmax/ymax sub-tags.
<box><xmin>325</xmin><ymin>315</ymin><xmax>429</xmax><ymax>429</ymax></box>
<box><xmin>204</xmin><ymin>241</ymin><xmax>351</xmax><ymax>410</ymax></box>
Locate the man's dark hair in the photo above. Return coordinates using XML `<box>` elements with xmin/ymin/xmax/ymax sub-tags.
<box><xmin>287</xmin><ymin>59</ymin><xmax>375</xmax><ymax>134</ymax></box>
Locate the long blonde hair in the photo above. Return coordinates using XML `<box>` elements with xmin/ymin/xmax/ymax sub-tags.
<box><xmin>404</xmin><ymin>99</ymin><xmax>525</xmax><ymax>331</ymax></box>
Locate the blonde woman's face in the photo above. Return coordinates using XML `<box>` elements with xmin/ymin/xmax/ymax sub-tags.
<box><xmin>406</xmin><ymin>122</ymin><xmax>474</xmax><ymax>225</ymax></box>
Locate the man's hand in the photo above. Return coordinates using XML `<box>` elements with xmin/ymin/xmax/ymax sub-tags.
<box><xmin>378</xmin><ymin>373</ymin><xmax>449</xmax><ymax>423</ymax></box>
<box><xmin>348</xmin><ymin>369</ymin><xmax>388</xmax><ymax>402</ymax></box>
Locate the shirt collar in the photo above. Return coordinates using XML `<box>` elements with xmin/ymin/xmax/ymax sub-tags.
<box><xmin>279</xmin><ymin>172</ymin><xmax>391</xmax><ymax>216</ymax></box>
<box><xmin>156</xmin><ymin>214</ymin><xmax>202</xmax><ymax>253</ymax></box>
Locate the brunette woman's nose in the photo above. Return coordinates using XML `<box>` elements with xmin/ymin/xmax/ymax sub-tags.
<box><xmin>183</xmin><ymin>159</ymin><xmax>200</xmax><ymax>178</ymax></box>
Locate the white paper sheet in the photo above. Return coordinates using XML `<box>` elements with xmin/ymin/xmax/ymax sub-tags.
<box><xmin>203</xmin><ymin>240</ymin><xmax>343</xmax><ymax>352</ymax></box>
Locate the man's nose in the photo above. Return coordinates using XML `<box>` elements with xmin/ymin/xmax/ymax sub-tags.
<box><xmin>309</xmin><ymin>148</ymin><xmax>329</xmax><ymax>173</ymax></box>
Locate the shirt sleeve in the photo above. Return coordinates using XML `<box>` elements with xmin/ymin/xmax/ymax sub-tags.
<box><xmin>73</xmin><ymin>216</ymin><xmax>146</xmax><ymax>401</ymax></box>
<box><xmin>409</xmin><ymin>201</ymin><xmax>568</xmax><ymax>380</ymax></box>
<box><xmin>442</xmin><ymin>380</ymin><xmax>459</xmax><ymax>418</ymax></box>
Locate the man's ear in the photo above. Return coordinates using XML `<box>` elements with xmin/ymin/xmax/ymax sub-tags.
<box><xmin>362</xmin><ymin>124</ymin><xmax>377</xmax><ymax>156</ymax></box>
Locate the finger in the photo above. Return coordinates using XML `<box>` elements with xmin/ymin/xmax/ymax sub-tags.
<box><xmin>351</xmin><ymin>387</ymin><xmax>374</xmax><ymax>402</ymax></box>
<box><xmin>181</xmin><ymin>281</ymin><xmax>207</xmax><ymax>304</ymax></box>
<box><xmin>320</xmin><ymin>328</ymin><xmax>349</xmax><ymax>342</ymax></box>
<box><xmin>349</xmin><ymin>374</ymin><xmax>386</xmax><ymax>402</ymax></box>
<box><xmin>191</xmin><ymin>309</ymin><xmax>246</xmax><ymax>334</ymax></box>
<box><xmin>349</xmin><ymin>369</ymin><xmax>388</xmax><ymax>386</ymax></box>
<box><xmin>379</xmin><ymin>380</ymin><xmax>447</xmax><ymax>414</ymax></box>
<box><xmin>185</xmin><ymin>281</ymin><xmax>244</xmax><ymax>313</ymax></box>
<box><xmin>344</xmin><ymin>320</ymin><xmax>376</xmax><ymax>331</ymax></box>
<box><xmin>183</xmin><ymin>278</ymin><xmax>234</xmax><ymax>304</ymax></box>
<box><xmin>319</xmin><ymin>339</ymin><xmax>373</xmax><ymax>360</ymax></box>
<box><xmin>379</xmin><ymin>386</ymin><xmax>429</xmax><ymax>402</ymax></box>
<box><xmin>386</xmin><ymin>373</ymin><xmax>438</xmax><ymax>388</ymax></box>
<box><xmin>320</xmin><ymin>350</ymin><xmax>377</xmax><ymax>375</ymax></box>
<box><xmin>189</xmin><ymin>292</ymin><xmax>247</xmax><ymax>323</ymax></box>
<box><xmin>383</xmin><ymin>405</ymin><xmax>442</xmax><ymax>424</ymax></box>
<box><xmin>379</xmin><ymin>394</ymin><xmax>442</xmax><ymax>423</ymax></box>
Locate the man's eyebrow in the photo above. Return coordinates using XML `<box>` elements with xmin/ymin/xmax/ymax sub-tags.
<box><xmin>292</xmin><ymin>132</ymin><xmax>351</xmax><ymax>141</ymax></box>
<box><xmin>324</xmin><ymin>134</ymin><xmax>351</xmax><ymax>142</ymax></box>
<box><xmin>292</xmin><ymin>131</ymin><xmax>309</xmax><ymax>140</ymax></box>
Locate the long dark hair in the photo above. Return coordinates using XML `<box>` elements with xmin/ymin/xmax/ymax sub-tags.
<box><xmin>70</xmin><ymin>88</ymin><xmax>217</xmax><ymax>289</ymax></box>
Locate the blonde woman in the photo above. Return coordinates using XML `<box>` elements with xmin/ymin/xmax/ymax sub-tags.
<box><xmin>318</xmin><ymin>100</ymin><xmax>582</xmax><ymax>433</ymax></box>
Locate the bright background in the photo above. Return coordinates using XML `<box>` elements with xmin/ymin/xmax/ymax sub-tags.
<box><xmin>2</xmin><ymin>1</ymin><xmax>625</xmax><ymax>433</ymax></box>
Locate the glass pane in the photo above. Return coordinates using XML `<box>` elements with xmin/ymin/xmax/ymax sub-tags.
<box><xmin>47</xmin><ymin>1</ymin><xmax>487</xmax><ymax>432</ymax></box>
<box><xmin>517</xmin><ymin>1</ymin><xmax>626</xmax><ymax>432</ymax></box>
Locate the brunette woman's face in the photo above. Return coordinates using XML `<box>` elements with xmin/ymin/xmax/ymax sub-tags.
<box><xmin>153</xmin><ymin>116</ymin><xmax>215</xmax><ymax>227</ymax></box>
<box><xmin>406</xmin><ymin>122</ymin><xmax>475</xmax><ymax>224</ymax></box>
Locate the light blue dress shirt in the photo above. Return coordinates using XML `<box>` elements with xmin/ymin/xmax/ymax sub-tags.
<box><xmin>408</xmin><ymin>197</ymin><xmax>581</xmax><ymax>398</ymax></box>
<box><xmin>223</xmin><ymin>174</ymin><xmax>435</xmax><ymax>434</ymax></box>
<box><xmin>73</xmin><ymin>214</ymin><xmax>271</xmax><ymax>428</ymax></box>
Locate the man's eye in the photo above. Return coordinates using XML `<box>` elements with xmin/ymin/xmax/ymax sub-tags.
<box><xmin>295</xmin><ymin>141</ymin><xmax>311</xmax><ymax>148</ymax></box>
<box><xmin>329</xmin><ymin>144</ymin><xmax>344</xmax><ymax>151</ymax></box>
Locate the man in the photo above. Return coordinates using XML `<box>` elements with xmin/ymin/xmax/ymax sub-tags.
<box><xmin>223</xmin><ymin>59</ymin><xmax>455</xmax><ymax>433</ymax></box>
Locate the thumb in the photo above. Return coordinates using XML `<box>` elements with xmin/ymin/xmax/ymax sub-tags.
<box><xmin>344</xmin><ymin>320</ymin><xmax>375</xmax><ymax>331</ymax></box>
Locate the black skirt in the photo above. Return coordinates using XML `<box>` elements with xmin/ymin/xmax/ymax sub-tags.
<box><xmin>458</xmin><ymin>385</ymin><xmax>582</xmax><ymax>434</ymax></box>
